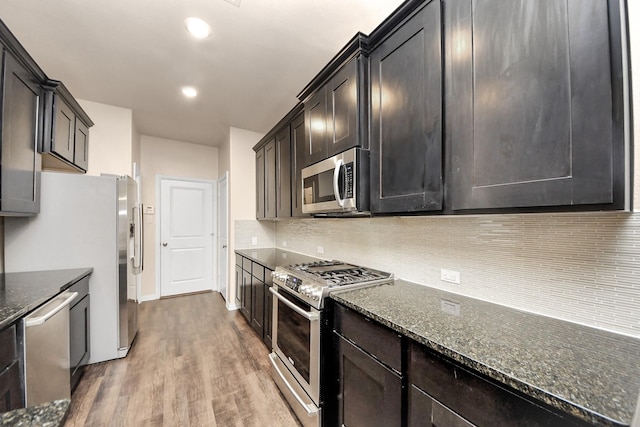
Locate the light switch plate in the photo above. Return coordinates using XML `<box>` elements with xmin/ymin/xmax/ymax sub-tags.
<box><xmin>251</xmin><ymin>237</ymin><xmax>258</xmax><ymax>245</ymax></box>
<box><xmin>317</xmin><ymin>246</ymin><xmax>324</xmax><ymax>254</ymax></box>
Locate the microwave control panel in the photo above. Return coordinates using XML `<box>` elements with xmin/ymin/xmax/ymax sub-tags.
<box><xmin>344</xmin><ymin>163</ymin><xmax>354</xmax><ymax>198</ymax></box>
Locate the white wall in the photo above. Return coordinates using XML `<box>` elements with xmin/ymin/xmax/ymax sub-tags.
<box><xmin>139</xmin><ymin>135</ymin><xmax>219</xmax><ymax>299</ymax></box>
<box><xmin>78</xmin><ymin>100</ymin><xmax>134</xmax><ymax>177</ymax></box>
<box><xmin>225</xmin><ymin>127</ymin><xmax>264</xmax><ymax>307</ymax></box>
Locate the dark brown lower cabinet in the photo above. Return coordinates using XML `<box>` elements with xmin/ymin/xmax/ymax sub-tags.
<box><xmin>69</xmin><ymin>276</ymin><xmax>90</xmax><ymax>392</ymax></box>
<box><xmin>334</xmin><ymin>334</ymin><xmax>402</xmax><ymax>427</ymax></box>
<box><xmin>0</xmin><ymin>324</ymin><xmax>24</xmax><ymax>412</ymax></box>
<box><xmin>409</xmin><ymin>384</ymin><xmax>474</xmax><ymax>427</ymax></box>
<box><xmin>241</xmin><ymin>269</ymin><xmax>252</xmax><ymax>322</ymax></box>
<box><xmin>409</xmin><ymin>341</ymin><xmax>588</xmax><ymax>427</ymax></box>
<box><xmin>263</xmin><ymin>282</ymin><xmax>273</xmax><ymax>349</ymax></box>
<box><xmin>235</xmin><ymin>254</ymin><xmax>273</xmax><ymax>349</ymax></box>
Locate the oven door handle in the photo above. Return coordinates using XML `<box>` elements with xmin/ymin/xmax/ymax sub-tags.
<box><xmin>270</xmin><ymin>287</ymin><xmax>319</xmax><ymax>321</ymax></box>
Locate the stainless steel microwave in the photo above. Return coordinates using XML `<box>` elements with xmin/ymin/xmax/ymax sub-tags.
<box><xmin>301</xmin><ymin>147</ymin><xmax>370</xmax><ymax>216</ymax></box>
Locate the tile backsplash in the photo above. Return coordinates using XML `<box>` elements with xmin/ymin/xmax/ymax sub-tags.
<box><xmin>234</xmin><ymin>219</ymin><xmax>275</xmax><ymax>249</ymax></box>
<box><xmin>275</xmin><ymin>212</ymin><xmax>640</xmax><ymax>337</ymax></box>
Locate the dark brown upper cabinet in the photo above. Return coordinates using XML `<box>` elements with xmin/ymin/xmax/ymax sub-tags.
<box><xmin>298</xmin><ymin>33</ymin><xmax>369</xmax><ymax>167</ymax></box>
<box><xmin>42</xmin><ymin>80</ymin><xmax>94</xmax><ymax>173</ymax></box>
<box><xmin>275</xmin><ymin>124</ymin><xmax>292</xmax><ymax>218</ymax></box>
<box><xmin>368</xmin><ymin>0</ymin><xmax>443</xmax><ymax>214</ymax></box>
<box><xmin>445</xmin><ymin>0</ymin><xmax>628</xmax><ymax>211</ymax></box>
<box><xmin>290</xmin><ymin>110</ymin><xmax>307</xmax><ymax>217</ymax></box>
<box><xmin>254</xmin><ymin>104</ymin><xmax>303</xmax><ymax>220</ymax></box>
<box><xmin>0</xmin><ymin>23</ymin><xmax>47</xmax><ymax>216</ymax></box>
<box><xmin>255</xmin><ymin>139</ymin><xmax>276</xmax><ymax>219</ymax></box>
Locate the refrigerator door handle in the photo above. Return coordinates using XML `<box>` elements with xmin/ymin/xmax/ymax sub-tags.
<box><xmin>132</xmin><ymin>205</ymin><xmax>142</xmax><ymax>272</ymax></box>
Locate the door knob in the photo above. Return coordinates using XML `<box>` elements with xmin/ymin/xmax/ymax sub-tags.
<box><xmin>162</xmin><ymin>242</ymin><xmax>168</xmax><ymax>247</ymax></box>
<box><xmin>222</xmin><ymin>244</ymin><xmax>227</xmax><ymax>249</ymax></box>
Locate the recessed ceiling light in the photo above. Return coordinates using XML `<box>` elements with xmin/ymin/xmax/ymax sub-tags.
<box><xmin>184</xmin><ymin>17</ymin><xmax>211</xmax><ymax>39</ymax></box>
<box><xmin>182</xmin><ymin>86</ymin><xmax>198</xmax><ymax>98</ymax></box>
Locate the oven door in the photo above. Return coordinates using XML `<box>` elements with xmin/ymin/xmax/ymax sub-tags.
<box><xmin>270</xmin><ymin>286</ymin><xmax>321</xmax><ymax>407</ymax></box>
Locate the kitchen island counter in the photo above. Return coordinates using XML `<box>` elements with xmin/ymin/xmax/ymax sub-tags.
<box><xmin>0</xmin><ymin>268</ymin><xmax>93</xmax><ymax>330</ymax></box>
<box><xmin>235</xmin><ymin>248</ymin><xmax>320</xmax><ymax>270</ymax></box>
<box><xmin>0</xmin><ymin>399</ymin><xmax>69</xmax><ymax>427</ymax></box>
<box><xmin>331</xmin><ymin>280</ymin><xmax>640</xmax><ymax>427</ymax></box>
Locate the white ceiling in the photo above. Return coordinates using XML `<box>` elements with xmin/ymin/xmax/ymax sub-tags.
<box><xmin>0</xmin><ymin>0</ymin><xmax>404</xmax><ymax>147</ymax></box>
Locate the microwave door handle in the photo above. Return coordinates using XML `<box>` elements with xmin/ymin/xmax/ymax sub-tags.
<box><xmin>333</xmin><ymin>159</ymin><xmax>345</xmax><ymax>207</ymax></box>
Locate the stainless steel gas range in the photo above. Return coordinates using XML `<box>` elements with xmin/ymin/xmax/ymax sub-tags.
<box><xmin>269</xmin><ymin>260</ymin><xmax>393</xmax><ymax>427</ymax></box>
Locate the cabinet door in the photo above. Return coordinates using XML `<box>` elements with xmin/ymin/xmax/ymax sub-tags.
<box><xmin>74</xmin><ymin>119</ymin><xmax>89</xmax><ymax>171</ymax></box>
<box><xmin>264</xmin><ymin>139</ymin><xmax>277</xmax><ymax>218</ymax></box>
<box><xmin>251</xmin><ymin>267</ymin><xmax>265</xmax><ymax>337</ymax></box>
<box><xmin>327</xmin><ymin>56</ymin><xmax>359</xmax><ymax>157</ymax></box>
<box><xmin>235</xmin><ymin>264</ymin><xmax>242</xmax><ymax>307</ymax></box>
<box><xmin>256</xmin><ymin>147</ymin><xmax>265</xmax><ymax>219</ymax></box>
<box><xmin>335</xmin><ymin>334</ymin><xmax>402</xmax><ymax>427</ymax></box>
<box><xmin>446</xmin><ymin>0</ymin><xmax>625</xmax><ymax>210</ymax></box>
<box><xmin>0</xmin><ymin>360</ymin><xmax>23</xmax><ymax>412</ymax></box>
<box><xmin>0</xmin><ymin>49</ymin><xmax>42</xmax><ymax>214</ymax></box>
<box><xmin>263</xmin><ymin>283</ymin><xmax>273</xmax><ymax>349</ymax></box>
<box><xmin>291</xmin><ymin>111</ymin><xmax>306</xmax><ymax>217</ymax></box>
<box><xmin>52</xmin><ymin>97</ymin><xmax>75</xmax><ymax>163</ymax></box>
<box><xmin>370</xmin><ymin>0</ymin><xmax>443</xmax><ymax>213</ymax></box>
<box><xmin>304</xmin><ymin>88</ymin><xmax>328</xmax><ymax>166</ymax></box>
<box><xmin>241</xmin><ymin>269</ymin><xmax>252</xmax><ymax>322</ymax></box>
<box><xmin>275</xmin><ymin>125</ymin><xmax>291</xmax><ymax>218</ymax></box>
<box><xmin>70</xmin><ymin>294</ymin><xmax>90</xmax><ymax>390</ymax></box>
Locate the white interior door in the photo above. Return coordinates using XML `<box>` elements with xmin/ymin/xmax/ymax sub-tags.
<box><xmin>218</xmin><ymin>172</ymin><xmax>229</xmax><ymax>300</ymax></box>
<box><xmin>160</xmin><ymin>178</ymin><xmax>215</xmax><ymax>297</ymax></box>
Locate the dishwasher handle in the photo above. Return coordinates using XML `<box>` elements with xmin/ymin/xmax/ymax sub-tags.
<box><xmin>24</xmin><ymin>292</ymin><xmax>78</xmax><ymax>327</ymax></box>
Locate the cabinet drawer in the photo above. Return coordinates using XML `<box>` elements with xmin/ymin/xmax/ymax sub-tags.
<box><xmin>251</xmin><ymin>263</ymin><xmax>265</xmax><ymax>282</ymax></box>
<box><xmin>0</xmin><ymin>325</ymin><xmax>17</xmax><ymax>368</ymax></box>
<box><xmin>409</xmin><ymin>341</ymin><xmax>583</xmax><ymax>427</ymax></box>
<box><xmin>68</xmin><ymin>275</ymin><xmax>90</xmax><ymax>303</ymax></box>
<box><xmin>242</xmin><ymin>257</ymin><xmax>252</xmax><ymax>272</ymax></box>
<box><xmin>333</xmin><ymin>303</ymin><xmax>401</xmax><ymax>372</ymax></box>
<box><xmin>0</xmin><ymin>359</ymin><xmax>24</xmax><ymax>412</ymax></box>
<box><xmin>235</xmin><ymin>254</ymin><xmax>243</xmax><ymax>267</ymax></box>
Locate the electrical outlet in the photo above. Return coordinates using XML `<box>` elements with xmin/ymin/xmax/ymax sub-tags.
<box><xmin>251</xmin><ymin>237</ymin><xmax>258</xmax><ymax>245</ymax></box>
<box><xmin>440</xmin><ymin>299</ymin><xmax>461</xmax><ymax>316</ymax></box>
<box><xmin>282</xmin><ymin>241</ymin><xmax>287</xmax><ymax>248</ymax></box>
<box><xmin>441</xmin><ymin>269</ymin><xmax>461</xmax><ymax>284</ymax></box>
<box><xmin>317</xmin><ymin>246</ymin><xmax>324</xmax><ymax>254</ymax></box>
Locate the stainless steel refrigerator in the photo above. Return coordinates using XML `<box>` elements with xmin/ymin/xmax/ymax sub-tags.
<box><xmin>4</xmin><ymin>171</ymin><xmax>143</xmax><ymax>363</ymax></box>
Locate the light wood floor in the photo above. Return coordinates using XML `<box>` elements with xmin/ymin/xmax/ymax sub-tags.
<box><xmin>64</xmin><ymin>292</ymin><xmax>301</xmax><ymax>427</ymax></box>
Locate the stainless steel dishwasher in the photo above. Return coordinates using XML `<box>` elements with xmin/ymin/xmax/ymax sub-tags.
<box><xmin>23</xmin><ymin>291</ymin><xmax>78</xmax><ymax>406</ymax></box>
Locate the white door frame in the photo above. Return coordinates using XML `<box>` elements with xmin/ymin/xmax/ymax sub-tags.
<box><xmin>155</xmin><ymin>175</ymin><xmax>217</xmax><ymax>299</ymax></box>
<box><xmin>217</xmin><ymin>171</ymin><xmax>229</xmax><ymax>296</ymax></box>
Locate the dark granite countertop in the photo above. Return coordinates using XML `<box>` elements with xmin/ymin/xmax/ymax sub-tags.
<box><xmin>331</xmin><ymin>280</ymin><xmax>640</xmax><ymax>427</ymax></box>
<box><xmin>0</xmin><ymin>399</ymin><xmax>69</xmax><ymax>427</ymax></box>
<box><xmin>0</xmin><ymin>268</ymin><xmax>93</xmax><ymax>330</ymax></box>
<box><xmin>235</xmin><ymin>248</ymin><xmax>321</xmax><ymax>270</ymax></box>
